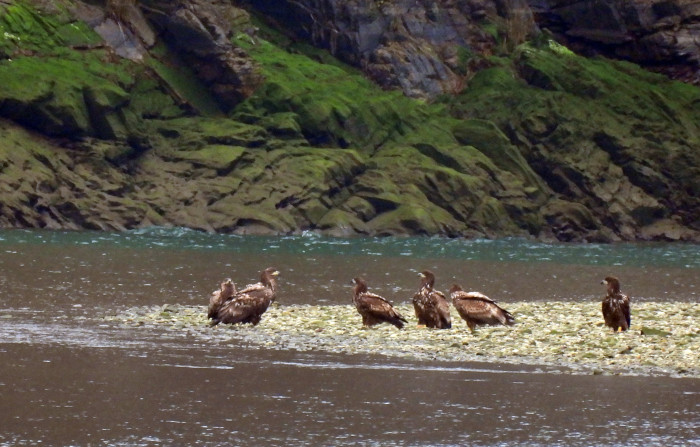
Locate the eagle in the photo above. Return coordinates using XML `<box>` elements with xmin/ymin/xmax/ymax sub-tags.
<box><xmin>210</xmin><ymin>267</ymin><xmax>280</xmax><ymax>326</ymax></box>
<box><xmin>207</xmin><ymin>278</ymin><xmax>236</xmax><ymax>320</ymax></box>
<box><xmin>412</xmin><ymin>270</ymin><xmax>451</xmax><ymax>329</ymax></box>
<box><xmin>449</xmin><ymin>284</ymin><xmax>515</xmax><ymax>332</ymax></box>
<box><xmin>601</xmin><ymin>276</ymin><xmax>631</xmax><ymax>332</ymax></box>
<box><xmin>351</xmin><ymin>277</ymin><xmax>407</xmax><ymax>329</ymax></box>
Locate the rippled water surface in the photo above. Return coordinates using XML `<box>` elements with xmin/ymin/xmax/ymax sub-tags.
<box><xmin>1</xmin><ymin>228</ymin><xmax>698</xmax><ymax>446</ymax></box>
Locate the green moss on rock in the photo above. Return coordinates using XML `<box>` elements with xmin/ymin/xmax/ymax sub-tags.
<box><xmin>451</xmin><ymin>41</ymin><xmax>700</xmax><ymax>240</ymax></box>
<box><xmin>171</xmin><ymin>145</ymin><xmax>246</xmax><ymax>171</ymax></box>
<box><xmin>127</xmin><ymin>78</ymin><xmax>184</xmax><ymax>120</ymax></box>
<box><xmin>234</xmin><ymin>38</ymin><xmax>424</xmax><ymax>151</ymax></box>
<box><xmin>146</xmin><ymin>44</ymin><xmax>223</xmax><ymax>117</ymax></box>
<box><xmin>0</xmin><ymin>1</ymin><xmax>101</xmax><ymax>55</ymax></box>
<box><xmin>0</xmin><ymin>2</ymin><xmax>698</xmax><ymax>240</ymax></box>
<box><xmin>366</xmin><ymin>204</ymin><xmax>456</xmax><ymax>236</ymax></box>
<box><xmin>316</xmin><ymin>208</ymin><xmax>369</xmax><ymax>236</ymax></box>
<box><xmin>452</xmin><ymin>119</ymin><xmax>546</xmax><ymax>193</ymax></box>
<box><xmin>0</xmin><ymin>50</ymin><xmax>133</xmax><ymax>137</ymax></box>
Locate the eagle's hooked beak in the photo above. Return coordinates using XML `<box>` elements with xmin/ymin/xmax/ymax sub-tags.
<box><xmin>601</xmin><ymin>279</ymin><xmax>607</xmax><ymax>285</ymax></box>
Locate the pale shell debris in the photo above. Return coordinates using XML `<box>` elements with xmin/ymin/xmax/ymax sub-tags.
<box><xmin>103</xmin><ymin>301</ymin><xmax>700</xmax><ymax>377</ymax></box>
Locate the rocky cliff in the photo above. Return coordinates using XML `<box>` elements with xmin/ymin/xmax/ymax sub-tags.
<box><xmin>243</xmin><ymin>0</ymin><xmax>536</xmax><ymax>99</ymax></box>
<box><xmin>530</xmin><ymin>0</ymin><xmax>700</xmax><ymax>85</ymax></box>
<box><xmin>0</xmin><ymin>0</ymin><xmax>698</xmax><ymax>241</ymax></box>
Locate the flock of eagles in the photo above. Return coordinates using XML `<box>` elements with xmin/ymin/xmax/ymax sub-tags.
<box><xmin>207</xmin><ymin>268</ymin><xmax>632</xmax><ymax>333</ymax></box>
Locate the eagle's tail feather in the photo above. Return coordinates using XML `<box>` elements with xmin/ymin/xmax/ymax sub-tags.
<box><xmin>390</xmin><ymin>314</ymin><xmax>408</xmax><ymax>329</ymax></box>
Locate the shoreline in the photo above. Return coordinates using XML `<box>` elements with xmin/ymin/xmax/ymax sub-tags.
<box><xmin>105</xmin><ymin>301</ymin><xmax>700</xmax><ymax>378</ymax></box>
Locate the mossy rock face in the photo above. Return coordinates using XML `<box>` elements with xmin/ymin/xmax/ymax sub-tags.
<box><xmin>348</xmin><ymin>143</ymin><xmax>535</xmax><ymax>237</ymax></box>
<box><xmin>207</xmin><ymin>200</ymin><xmax>296</xmax><ymax>234</ymax></box>
<box><xmin>351</xmin><ymin>169</ymin><xmax>404</xmax><ymax>214</ymax></box>
<box><xmin>0</xmin><ymin>52</ymin><xmax>134</xmax><ymax>137</ymax></box>
<box><xmin>259</xmin><ymin>112</ymin><xmax>303</xmax><ymax>138</ymax></box>
<box><xmin>340</xmin><ymin>196</ymin><xmax>376</xmax><ymax>222</ymax></box>
<box><xmin>169</xmin><ymin>145</ymin><xmax>246</xmax><ymax>171</ymax></box>
<box><xmin>316</xmin><ymin>208</ymin><xmax>369</xmax><ymax>236</ymax></box>
<box><xmin>127</xmin><ymin>78</ymin><xmax>184</xmax><ymax>120</ymax></box>
<box><xmin>0</xmin><ymin>2</ymin><xmax>102</xmax><ymax>55</ymax></box>
<box><xmin>234</xmin><ymin>37</ymin><xmax>424</xmax><ymax>152</ymax></box>
<box><xmin>148</xmin><ymin>117</ymin><xmax>268</xmax><ymax>149</ymax></box>
<box><xmin>366</xmin><ymin>204</ymin><xmax>461</xmax><ymax>236</ymax></box>
<box><xmin>128</xmin><ymin>144</ymin><xmax>366</xmax><ymax>234</ymax></box>
<box><xmin>145</xmin><ymin>45</ymin><xmax>223</xmax><ymax>117</ymax></box>
<box><xmin>469</xmin><ymin>197</ymin><xmax>522</xmax><ymax>237</ymax></box>
<box><xmin>541</xmin><ymin>199</ymin><xmax>614</xmax><ymax>242</ymax></box>
<box><xmin>0</xmin><ymin>3</ymin><xmax>140</xmax><ymax>138</ymax></box>
<box><xmin>0</xmin><ymin>119</ymin><xmax>148</xmax><ymax>231</ymax></box>
<box><xmin>0</xmin><ymin>2</ymin><xmax>698</xmax><ymax>240</ymax></box>
<box><xmin>268</xmin><ymin>147</ymin><xmax>364</xmax><ymax>191</ymax></box>
<box><xmin>452</xmin><ymin>119</ymin><xmax>547</xmax><ymax>195</ymax></box>
<box><xmin>455</xmin><ymin>41</ymin><xmax>700</xmax><ymax>240</ymax></box>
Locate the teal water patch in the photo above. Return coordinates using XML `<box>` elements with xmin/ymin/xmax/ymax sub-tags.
<box><xmin>0</xmin><ymin>228</ymin><xmax>698</xmax><ymax>269</ymax></box>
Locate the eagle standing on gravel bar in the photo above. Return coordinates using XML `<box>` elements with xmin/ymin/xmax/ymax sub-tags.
<box><xmin>601</xmin><ymin>276</ymin><xmax>631</xmax><ymax>332</ymax></box>
<box><xmin>413</xmin><ymin>270</ymin><xmax>451</xmax><ymax>329</ymax></box>
<box><xmin>449</xmin><ymin>284</ymin><xmax>515</xmax><ymax>332</ymax></box>
<box><xmin>210</xmin><ymin>267</ymin><xmax>280</xmax><ymax>326</ymax></box>
<box><xmin>351</xmin><ymin>277</ymin><xmax>407</xmax><ymax>329</ymax></box>
<box><xmin>207</xmin><ymin>278</ymin><xmax>236</xmax><ymax>320</ymax></box>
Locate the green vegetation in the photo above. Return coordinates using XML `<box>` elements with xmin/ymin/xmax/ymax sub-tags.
<box><xmin>0</xmin><ymin>1</ymin><xmax>101</xmax><ymax>55</ymax></box>
<box><xmin>233</xmin><ymin>35</ymin><xmax>429</xmax><ymax>151</ymax></box>
<box><xmin>454</xmin><ymin>40</ymin><xmax>700</xmax><ymax>140</ymax></box>
<box><xmin>0</xmin><ymin>2</ymin><xmax>698</xmax><ymax>239</ymax></box>
<box><xmin>146</xmin><ymin>42</ymin><xmax>223</xmax><ymax>117</ymax></box>
<box><xmin>0</xmin><ymin>51</ymin><xmax>134</xmax><ymax>136</ymax></box>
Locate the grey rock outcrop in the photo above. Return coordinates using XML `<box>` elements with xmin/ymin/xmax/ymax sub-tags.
<box><xmin>245</xmin><ymin>0</ymin><xmax>537</xmax><ymax>99</ymax></box>
<box><xmin>529</xmin><ymin>0</ymin><xmax>700</xmax><ymax>84</ymax></box>
<box><xmin>139</xmin><ymin>0</ymin><xmax>263</xmax><ymax>110</ymax></box>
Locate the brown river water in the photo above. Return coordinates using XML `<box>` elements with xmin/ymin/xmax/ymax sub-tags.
<box><xmin>0</xmin><ymin>229</ymin><xmax>698</xmax><ymax>446</ymax></box>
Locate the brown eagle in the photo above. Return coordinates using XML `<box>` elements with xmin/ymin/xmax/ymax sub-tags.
<box><xmin>412</xmin><ymin>270</ymin><xmax>451</xmax><ymax>329</ymax></box>
<box><xmin>601</xmin><ymin>276</ymin><xmax>631</xmax><ymax>332</ymax></box>
<box><xmin>211</xmin><ymin>267</ymin><xmax>280</xmax><ymax>326</ymax></box>
<box><xmin>207</xmin><ymin>278</ymin><xmax>236</xmax><ymax>320</ymax></box>
<box><xmin>351</xmin><ymin>277</ymin><xmax>407</xmax><ymax>329</ymax></box>
<box><xmin>449</xmin><ymin>284</ymin><xmax>515</xmax><ymax>332</ymax></box>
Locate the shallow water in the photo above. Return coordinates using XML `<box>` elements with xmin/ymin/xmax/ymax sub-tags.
<box><xmin>0</xmin><ymin>228</ymin><xmax>698</xmax><ymax>446</ymax></box>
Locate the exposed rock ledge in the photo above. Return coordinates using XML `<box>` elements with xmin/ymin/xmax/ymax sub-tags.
<box><xmin>529</xmin><ymin>0</ymin><xmax>700</xmax><ymax>85</ymax></box>
<box><xmin>0</xmin><ymin>0</ymin><xmax>698</xmax><ymax>242</ymax></box>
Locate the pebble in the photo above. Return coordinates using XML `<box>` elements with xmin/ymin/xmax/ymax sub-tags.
<box><xmin>103</xmin><ymin>301</ymin><xmax>700</xmax><ymax>377</ymax></box>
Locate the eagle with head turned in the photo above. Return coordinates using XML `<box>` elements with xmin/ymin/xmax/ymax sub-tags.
<box><xmin>210</xmin><ymin>267</ymin><xmax>280</xmax><ymax>326</ymax></box>
<box><xmin>351</xmin><ymin>277</ymin><xmax>407</xmax><ymax>329</ymax></box>
<box><xmin>208</xmin><ymin>278</ymin><xmax>236</xmax><ymax>320</ymax></box>
<box><xmin>449</xmin><ymin>284</ymin><xmax>515</xmax><ymax>332</ymax></box>
<box><xmin>412</xmin><ymin>270</ymin><xmax>451</xmax><ymax>329</ymax></box>
<box><xmin>601</xmin><ymin>276</ymin><xmax>631</xmax><ymax>332</ymax></box>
